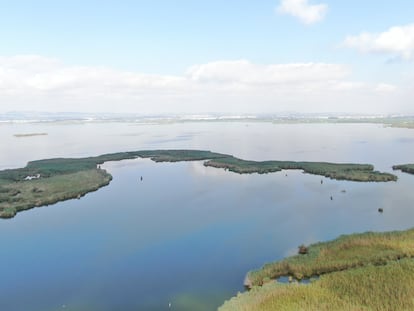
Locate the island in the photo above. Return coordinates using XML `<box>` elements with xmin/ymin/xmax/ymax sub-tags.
<box><xmin>13</xmin><ymin>133</ymin><xmax>48</xmax><ymax>138</ymax></box>
<box><xmin>0</xmin><ymin>149</ymin><xmax>397</xmax><ymax>218</ymax></box>
<box><xmin>204</xmin><ymin>157</ymin><xmax>396</xmax><ymax>182</ymax></box>
<box><xmin>393</xmin><ymin>164</ymin><xmax>414</xmax><ymax>175</ymax></box>
<box><xmin>220</xmin><ymin>228</ymin><xmax>414</xmax><ymax>311</ymax></box>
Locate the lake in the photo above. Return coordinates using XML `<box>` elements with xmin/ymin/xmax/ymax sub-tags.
<box><xmin>1</xmin><ymin>121</ymin><xmax>414</xmax><ymax>311</ymax></box>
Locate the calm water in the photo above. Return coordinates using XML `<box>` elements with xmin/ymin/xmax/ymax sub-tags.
<box><xmin>1</xmin><ymin>121</ymin><xmax>414</xmax><ymax>311</ymax></box>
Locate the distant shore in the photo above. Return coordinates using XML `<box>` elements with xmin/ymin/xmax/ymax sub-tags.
<box><xmin>2</xmin><ymin>114</ymin><xmax>414</xmax><ymax>129</ymax></box>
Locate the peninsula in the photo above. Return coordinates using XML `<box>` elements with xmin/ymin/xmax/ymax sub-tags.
<box><xmin>0</xmin><ymin>149</ymin><xmax>397</xmax><ymax>218</ymax></box>
<box><xmin>393</xmin><ymin>164</ymin><xmax>414</xmax><ymax>175</ymax></box>
<box><xmin>220</xmin><ymin>228</ymin><xmax>414</xmax><ymax>311</ymax></box>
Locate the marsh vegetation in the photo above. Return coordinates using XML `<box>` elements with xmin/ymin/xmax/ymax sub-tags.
<box><xmin>245</xmin><ymin>228</ymin><xmax>414</xmax><ymax>287</ymax></box>
<box><xmin>204</xmin><ymin>157</ymin><xmax>397</xmax><ymax>182</ymax></box>
<box><xmin>220</xmin><ymin>259</ymin><xmax>414</xmax><ymax>311</ymax></box>
<box><xmin>0</xmin><ymin>170</ymin><xmax>112</xmax><ymax>218</ymax></box>
<box><xmin>0</xmin><ymin>150</ymin><xmax>398</xmax><ymax>218</ymax></box>
<box><xmin>393</xmin><ymin>164</ymin><xmax>414</xmax><ymax>175</ymax></box>
<box><xmin>222</xmin><ymin>228</ymin><xmax>414</xmax><ymax>311</ymax></box>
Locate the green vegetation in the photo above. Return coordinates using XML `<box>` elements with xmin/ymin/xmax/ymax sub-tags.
<box><xmin>221</xmin><ymin>228</ymin><xmax>414</xmax><ymax>310</ymax></box>
<box><xmin>393</xmin><ymin>164</ymin><xmax>414</xmax><ymax>175</ymax></box>
<box><xmin>220</xmin><ymin>259</ymin><xmax>414</xmax><ymax>311</ymax></box>
<box><xmin>135</xmin><ymin>149</ymin><xmax>227</xmax><ymax>162</ymax></box>
<box><xmin>0</xmin><ymin>150</ymin><xmax>227</xmax><ymax>182</ymax></box>
<box><xmin>0</xmin><ymin>169</ymin><xmax>112</xmax><ymax>218</ymax></box>
<box><xmin>0</xmin><ymin>149</ymin><xmax>397</xmax><ymax>218</ymax></box>
<box><xmin>0</xmin><ymin>150</ymin><xmax>227</xmax><ymax>218</ymax></box>
<box><xmin>245</xmin><ymin>228</ymin><xmax>414</xmax><ymax>287</ymax></box>
<box><xmin>205</xmin><ymin>157</ymin><xmax>397</xmax><ymax>182</ymax></box>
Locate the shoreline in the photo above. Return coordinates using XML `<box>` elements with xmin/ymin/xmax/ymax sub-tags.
<box><xmin>220</xmin><ymin>227</ymin><xmax>414</xmax><ymax>310</ymax></box>
<box><xmin>2</xmin><ymin>148</ymin><xmax>414</xmax><ymax>309</ymax></box>
<box><xmin>0</xmin><ymin>149</ymin><xmax>408</xmax><ymax>218</ymax></box>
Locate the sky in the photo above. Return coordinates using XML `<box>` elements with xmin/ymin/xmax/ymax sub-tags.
<box><xmin>1</xmin><ymin>0</ymin><xmax>414</xmax><ymax>115</ymax></box>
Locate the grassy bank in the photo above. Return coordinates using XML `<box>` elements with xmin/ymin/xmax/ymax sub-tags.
<box><xmin>245</xmin><ymin>228</ymin><xmax>414</xmax><ymax>287</ymax></box>
<box><xmin>221</xmin><ymin>228</ymin><xmax>414</xmax><ymax>310</ymax></box>
<box><xmin>220</xmin><ymin>259</ymin><xmax>414</xmax><ymax>311</ymax></box>
<box><xmin>0</xmin><ymin>149</ymin><xmax>397</xmax><ymax>218</ymax></box>
<box><xmin>0</xmin><ymin>169</ymin><xmax>112</xmax><ymax>218</ymax></box>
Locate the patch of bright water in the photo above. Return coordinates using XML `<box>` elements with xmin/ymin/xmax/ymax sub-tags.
<box><xmin>276</xmin><ymin>276</ymin><xmax>319</xmax><ymax>284</ymax></box>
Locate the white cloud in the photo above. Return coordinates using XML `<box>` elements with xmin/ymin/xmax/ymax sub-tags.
<box><xmin>332</xmin><ymin>82</ymin><xmax>366</xmax><ymax>91</ymax></box>
<box><xmin>343</xmin><ymin>24</ymin><xmax>414</xmax><ymax>60</ymax></box>
<box><xmin>277</xmin><ymin>0</ymin><xmax>328</xmax><ymax>25</ymax></box>
<box><xmin>375</xmin><ymin>83</ymin><xmax>397</xmax><ymax>93</ymax></box>
<box><xmin>187</xmin><ymin>60</ymin><xmax>348</xmax><ymax>84</ymax></box>
<box><xmin>0</xmin><ymin>55</ymin><xmax>187</xmax><ymax>94</ymax></box>
<box><xmin>0</xmin><ymin>55</ymin><xmax>407</xmax><ymax>114</ymax></box>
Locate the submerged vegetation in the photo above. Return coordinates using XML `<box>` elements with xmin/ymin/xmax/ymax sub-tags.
<box><xmin>221</xmin><ymin>228</ymin><xmax>414</xmax><ymax>311</ymax></box>
<box><xmin>0</xmin><ymin>149</ymin><xmax>397</xmax><ymax>218</ymax></box>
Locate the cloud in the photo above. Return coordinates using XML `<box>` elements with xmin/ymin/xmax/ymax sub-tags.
<box><xmin>0</xmin><ymin>55</ymin><xmax>186</xmax><ymax>94</ymax></box>
<box><xmin>375</xmin><ymin>83</ymin><xmax>397</xmax><ymax>93</ymax></box>
<box><xmin>0</xmin><ymin>55</ymin><xmax>405</xmax><ymax>114</ymax></box>
<box><xmin>277</xmin><ymin>0</ymin><xmax>328</xmax><ymax>25</ymax></box>
<box><xmin>343</xmin><ymin>24</ymin><xmax>414</xmax><ymax>60</ymax></box>
<box><xmin>187</xmin><ymin>60</ymin><xmax>348</xmax><ymax>85</ymax></box>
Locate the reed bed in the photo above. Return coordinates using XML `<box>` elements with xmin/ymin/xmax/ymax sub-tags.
<box><xmin>220</xmin><ymin>259</ymin><xmax>414</xmax><ymax>311</ymax></box>
<box><xmin>247</xmin><ymin>229</ymin><xmax>414</xmax><ymax>287</ymax></box>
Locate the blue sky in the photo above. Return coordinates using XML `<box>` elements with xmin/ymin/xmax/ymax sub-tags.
<box><xmin>1</xmin><ymin>0</ymin><xmax>414</xmax><ymax>114</ymax></box>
